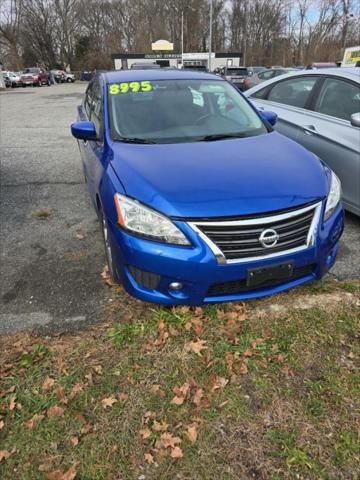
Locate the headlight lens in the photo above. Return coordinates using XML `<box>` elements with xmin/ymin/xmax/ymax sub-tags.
<box><xmin>114</xmin><ymin>194</ymin><xmax>190</xmax><ymax>245</ymax></box>
<box><xmin>324</xmin><ymin>172</ymin><xmax>341</xmax><ymax>221</ymax></box>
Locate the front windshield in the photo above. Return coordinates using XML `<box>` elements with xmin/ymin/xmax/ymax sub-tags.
<box><xmin>108</xmin><ymin>79</ymin><xmax>267</xmax><ymax>144</ymax></box>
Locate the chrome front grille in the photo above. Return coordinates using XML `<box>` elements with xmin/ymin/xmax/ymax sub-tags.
<box><xmin>189</xmin><ymin>202</ymin><xmax>321</xmax><ymax>264</ymax></box>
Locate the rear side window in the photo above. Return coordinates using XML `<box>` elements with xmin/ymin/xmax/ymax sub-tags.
<box><xmin>258</xmin><ymin>70</ymin><xmax>275</xmax><ymax>80</ymax></box>
<box><xmin>314</xmin><ymin>78</ymin><xmax>360</xmax><ymax>121</ymax></box>
<box><xmin>267</xmin><ymin>76</ymin><xmax>318</xmax><ymax>108</ymax></box>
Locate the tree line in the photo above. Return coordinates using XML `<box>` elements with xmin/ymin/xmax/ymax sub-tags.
<box><xmin>0</xmin><ymin>0</ymin><xmax>359</xmax><ymax>71</ymax></box>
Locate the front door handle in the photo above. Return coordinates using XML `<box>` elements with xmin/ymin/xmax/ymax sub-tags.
<box><xmin>303</xmin><ymin>125</ymin><xmax>316</xmax><ymax>135</ymax></box>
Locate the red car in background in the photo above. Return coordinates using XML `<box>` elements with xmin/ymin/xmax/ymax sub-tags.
<box><xmin>22</xmin><ymin>67</ymin><xmax>50</xmax><ymax>86</ymax></box>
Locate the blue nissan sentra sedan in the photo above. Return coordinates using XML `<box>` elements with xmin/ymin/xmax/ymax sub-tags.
<box><xmin>71</xmin><ymin>70</ymin><xmax>344</xmax><ymax>305</ymax></box>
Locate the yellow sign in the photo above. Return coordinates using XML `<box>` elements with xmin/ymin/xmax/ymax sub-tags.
<box><xmin>151</xmin><ymin>39</ymin><xmax>174</xmax><ymax>51</ymax></box>
<box><xmin>342</xmin><ymin>46</ymin><xmax>360</xmax><ymax>66</ymax></box>
<box><xmin>109</xmin><ymin>81</ymin><xmax>153</xmax><ymax>95</ymax></box>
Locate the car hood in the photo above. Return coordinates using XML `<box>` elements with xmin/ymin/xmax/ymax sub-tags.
<box><xmin>110</xmin><ymin>131</ymin><xmax>327</xmax><ymax>218</ymax></box>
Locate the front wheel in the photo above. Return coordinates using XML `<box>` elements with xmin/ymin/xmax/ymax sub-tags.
<box><xmin>99</xmin><ymin>206</ymin><xmax>117</xmax><ymax>283</ymax></box>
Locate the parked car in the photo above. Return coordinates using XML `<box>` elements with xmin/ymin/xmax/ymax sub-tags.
<box><xmin>248</xmin><ymin>66</ymin><xmax>267</xmax><ymax>76</ymax></box>
<box><xmin>245</xmin><ymin>68</ymin><xmax>360</xmax><ymax>216</ymax></box>
<box><xmin>4</xmin><ymin>74</ymin><xmax>12</xmax><ymax>88</ymax></box>
<box><xmin>70</xmin><ymin>70</ymin><xmax>344</xmax><ymax>305</ymax></box>
<box><xmin>20</xmin><ymin>73</ymin><xmax>35</xmax><ymax>87</ymax></box>
<box><xmin>23</xmin><ymin>67</ymin><xmax>50</xmax><ymax>86</ymax></box>
<box><xmin>2</xmin><ymin>71</ymin><xmax>21</xmax><ymax>87</ymax></box>
<box><xmin>219</xmin><ymin>66</ymin><xmax>250</xmax><ymax>90</ymax></box>
<box><xmin>64</xmin><ymin>72</ymin><xmax>75</xmax><ymax>82</ymax></box>
<box><xmin>50</xmin><ymin>69</ymin><xmax>65</xmax><ymax>82</ymax></box>
<box><xmin>246</xmin><ymin>68</ymin><xmax>297</xmax><ymax>89</ymax></box>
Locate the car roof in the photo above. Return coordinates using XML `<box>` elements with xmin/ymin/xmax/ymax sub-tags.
<box><xmin>245</xmin><ymin>67</ymin><xmax>360</xmax><ymax>95</ymax></box>
<box><xmin>103</xmin><ymin>69</ymin><xmax>219</xmax><ymax>83</ymax></box>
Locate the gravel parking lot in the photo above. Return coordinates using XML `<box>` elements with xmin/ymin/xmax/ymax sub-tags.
<box><xmin>0</xmin><ymin>84</ymin><xmax>359</xmax><ymax>335</ymax></box>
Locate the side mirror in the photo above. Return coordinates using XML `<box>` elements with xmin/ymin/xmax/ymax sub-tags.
<box><xmin>350</xmin><ymin>112</ymin><xmax>360</xmax><ymax>127</ymax></box>
<box><xmin>71</xmin><ymin>121</ymin><xmax>98</xmax><ymax>141</ymax></box>
<box><xmin>261</xmin><ymin>110</ymin><xmax>277</xmax><ymax>126</ymax></box>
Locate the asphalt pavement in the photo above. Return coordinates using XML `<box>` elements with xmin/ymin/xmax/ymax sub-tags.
<box><xmin>0</xmin><ymin>83</ymin><xmax>359</xmax><ymax>335</ymax></box>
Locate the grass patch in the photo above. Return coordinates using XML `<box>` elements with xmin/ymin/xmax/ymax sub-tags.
<box><xmin>0</xmin><ymin>280</ymin><xmax>359</xmax><ymax>479</ymax></box>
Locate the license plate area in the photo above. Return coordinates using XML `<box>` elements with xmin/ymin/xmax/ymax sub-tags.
<box><xmin>247</xmin><ymin>261</ymin><xmax>294</xmax><ymax>287</ymax></box>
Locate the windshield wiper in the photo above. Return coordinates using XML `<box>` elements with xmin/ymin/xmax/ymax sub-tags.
<box><xmin>198</xmin><ymin>133</ymin><xmax>248</xmax><ymax>142</ymax></box>
<box><xmin>117</xmin><ymin>136</ymin><xmax>157</xmax><ymax>144</ymax></box>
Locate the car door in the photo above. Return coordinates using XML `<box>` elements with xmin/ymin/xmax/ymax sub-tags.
<box><xmin>249</xmin><ymin>75</ymin><xmax>320</xmax><ymax>143</ymax></box>
<box><xmin>295</xmin><ymin>76</ymin><xmax>360</xmax><ymax>214</ymax></box>
<box><xmin>79</xmin><ymin>80</ymin><xmax>105</xmax><ymax>200</ymax></box>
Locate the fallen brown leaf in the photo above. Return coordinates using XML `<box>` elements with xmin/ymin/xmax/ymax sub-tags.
<box><xmin>185</xmin><ymin>339</ymin><xmax>207</xmax><ymax>356</ymax></box>
<box><xmin>42</xmin><ymin>376</ymin><xmax>56</xmax><ymax>391</ymax></box>
<box><xmin>45</xmin><ymin>465</ymin><xmax>77</xmax><ymax>480</ymax></box>
<box><xmin>210</xmin><ymin>375</ymin><xmax>229</xmax><ymax>392</ymax></box>
<box><xmin>93</xmin><ymin>365</ymin><xmax>103</xmax><ymax>375</ymax></box>
<box><xmin>70</xmin><ymin>437</ymin><xmax>79</xmax><ymax>446</ymax></box>
<box><xmin>192</xmin><ymin>388</ymin><xmax>203</xmax><ymax>406</ymax></box>
<box><xmin>139</xmin><ymin>428</ymin><xmax>152</xmax><ymax>439</ymax></box>
<box><xmin>0</xmin><ymin>420</ymin><xmax>4</xmax><ymax>430</ymax></box>
<box><xmin>118</xmin><ymin>392</ymin><xmax>128</xmax><ymax>401</ymax></box>
<box><xmin>144</xmin><ymin>452</ymin><xmax>154</xmax><ymax>464</ymax></box>
<box><xmin>243</xmin><ymin>349</ymin><xmax>253</xmax><ymax>357</ymax></box>
<box><xmin>69</xmin><ymin>383</ymin><xmax>84</xmax><ymax>398</ymax></box>
<box><xmin>101</xmin><ymin>396</ymin><xmax>117</xmax><ymax>409</ymax></box>
<box><xmin>171</xmin><ymin>395</ymin><xmax>185</xmax><ymax>406</ymax></box>
<box><xmin>0</xmin><ymin>450</ymin><xmax>11</xmax><ymax>462</ymax></box>
<box><xmin>80</xmin><ymin>423</ymin><xmax>92</xmax><ymax>435</ymax></box>
<box><xmin>160</xmin><ymin>432</ymin><xmax>182</xmax><ymax>449</ymax></box>
<box><xmin>186</xmin><ymin>423</ymin><xmax>198</xmax><ymax>443</ymax></box>
<box><xmin>100</xmin><ymin>265</ymin><xmax>115</xmax><ymax>286</ymax></box>
<box><xmin>75</xmin><ymin>232</ymin><xmax>85</xmax><ymax>240</ymax></box>
<box><xmin>25</xmin><ymin>413</ymin><xmax>45</xmax><ymax>429</ymax></box>
<box><xmin>153</xmin><ymin>420</ymin><xmax>168</xmax><ymax>432</ymax></box>
<box><xmin>47</xmin><ymin>405</ymin><xmax>65</xmax><ymax>418</ymax></box>
<box><xmin>9</xmin><ymin>396</ymin><xmax>16</xmax><ymax>411</ymax></box>
<box><xmin>170</xmin><ymin>446</ymin><xmax>183</xmax><ymax>458</ymax></box>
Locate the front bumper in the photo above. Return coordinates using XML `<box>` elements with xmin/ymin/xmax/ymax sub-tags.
<box><xmin>107</xmin><ymin>203</ymin><xmax>344</xmax><ymax>305</ymax></box>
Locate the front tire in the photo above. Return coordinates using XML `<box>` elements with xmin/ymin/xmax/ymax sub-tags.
<box><xmin>99</xmin><ymin>206</ymin><xmax>117</xmax><ymax>283</ymax></box>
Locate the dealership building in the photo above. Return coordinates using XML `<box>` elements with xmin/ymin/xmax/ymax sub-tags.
<box><xmin>111</xmin><ymin>51</ymin><xmax>242</xmax><ymax>71</ymax></box>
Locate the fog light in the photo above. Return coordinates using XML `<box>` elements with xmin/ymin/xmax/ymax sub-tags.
<box><xmin>169</xmin><ymin>282</ymin><xmax>183</xmax><ymax>291</ymax></box>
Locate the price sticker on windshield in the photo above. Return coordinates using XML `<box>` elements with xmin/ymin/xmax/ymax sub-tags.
<box><xmin>109</xmin><ymin>81</ymin><xmax>153</xmax><ymax>95</ymax></box>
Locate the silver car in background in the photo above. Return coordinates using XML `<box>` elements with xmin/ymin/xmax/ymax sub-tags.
<box><xmin>245</xmin><ymin>68</ymin><xmax>360</xmax><ymax>215</ymax></box>
<box><xmin>246</xmin><ymin>68</ymin><xmax>298</xmax><ymax>89</ymax></box>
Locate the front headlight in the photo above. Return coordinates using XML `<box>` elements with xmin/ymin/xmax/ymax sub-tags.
<box><xmin>114</xmin><ymin>194</ymin><xmax>190</xmax><ymax>245</ymax></box>
<box><xmin>324</xmin><ymin>172</ymin><xmax>341</xmax><ymax>221</ymax></box>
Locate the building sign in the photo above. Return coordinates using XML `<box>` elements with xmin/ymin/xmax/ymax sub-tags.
<box><xmin>151</xmin><ymin>39</ymin><xmax>174</xmax><ymax>51</ymax></box>
<box><xmin>144</xmin><ymin>53</ymin><xmax>181</xmax><ymax>59</ymax></box>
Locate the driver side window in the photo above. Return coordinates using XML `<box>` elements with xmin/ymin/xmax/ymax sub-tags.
<box><xmin>314</xmin><ymin>78</ymin><xmax>360</xmax><ymax>121</ymax></box>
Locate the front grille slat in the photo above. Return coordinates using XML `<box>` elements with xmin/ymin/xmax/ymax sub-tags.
<box><xmin>193</xmin><ymin>203</ymin><xmax>318</xmax><ymax>262</ymax></box>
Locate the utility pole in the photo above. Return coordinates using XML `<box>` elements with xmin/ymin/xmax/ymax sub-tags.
<box><xmin>181</xmin><ymin>10</ymin><xmax>184</xmax><ymax>66</ymax></box>
<box><xmin>208</xmin><ymin>0</ymin><xmax>213</xmax><ymax>71</ymax></box>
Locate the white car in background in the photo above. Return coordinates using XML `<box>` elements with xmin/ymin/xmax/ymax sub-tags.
<box><xmin>245</xmin><ymin>68</ymin><xmax>360</xmax><ymax>216</ymax></box>
<box><xmin>2</xmin><ymin>71</ymin><xmax>21</xmax><ymax>87</ymax></box>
